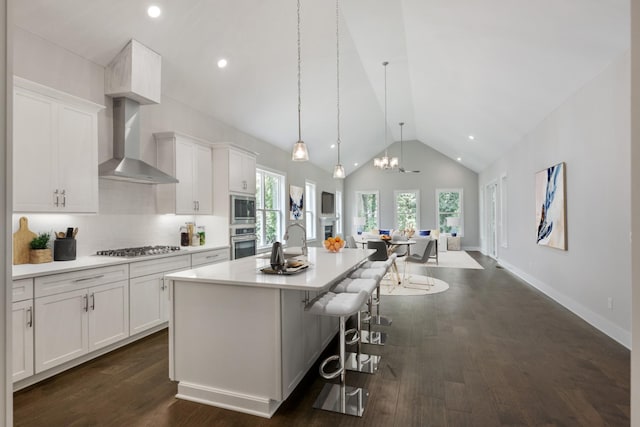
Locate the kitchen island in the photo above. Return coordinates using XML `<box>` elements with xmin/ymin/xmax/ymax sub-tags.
<box><xmin>165</xmin><ymin>247</ymin><xmax>373</xmax><ymax>418</ymax></box>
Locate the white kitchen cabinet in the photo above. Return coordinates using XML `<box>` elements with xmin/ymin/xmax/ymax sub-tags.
<box><xmin>87</xmin><ymin>281</ymin><xmax>129</xmax><ymax>351</ymax></box>
<box><xmin>34</xmin><ymin>279</ymin><xmax>129</xmax><ymax>374</ymax></box>
<box><xmin>228</xmin><ymin>149</ymin><xmax>256</xmax><ymax>194</ymax></box>
<box><xmin>12</xmin><ymin>300</ymin><xmax>34</xmax><ymax>382</ymax></box>
<box><xmin>129</xmin><ymin>254</ymin><xmax>190</xmax><ymax>335</ymax></box>
<box><xmin>155</xmin><ymin>132</ymin><xmax>213</xmax><ymax>215</ymax></box>
<box><xmin>129</xmin><ymin>272</ymin><xmax>168</xmax><ymax>335</ymax></box>
<box><xmin>280</xmin><ymin>289</ymin><xmax>335</xmax><ymax>400</ymax></box>
<box><xmin>190</xmin><ymin>248</ymin><xmax>229</xmax><ymax>268</ymax></box>
<box><xmin>13</xmin><ymin>77</ymin><xmax>103</xmax><ymax>213</ymax></box>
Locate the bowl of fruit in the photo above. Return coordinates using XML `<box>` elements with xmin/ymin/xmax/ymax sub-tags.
<box><xmin>323</xmin><ymin>236</ymin><xmax>345</xmax><ymax>253</ymax></box>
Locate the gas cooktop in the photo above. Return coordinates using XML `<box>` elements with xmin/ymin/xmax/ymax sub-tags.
<box><xmin>96</xmin><ymin>245</ymin><xmax>182</xmax><ymax>258</ymax></box>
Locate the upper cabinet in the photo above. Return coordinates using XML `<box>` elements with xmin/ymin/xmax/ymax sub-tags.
<box><xmin>214</xmin><ymin>146</ymin><xmax>256</xmax><ymax>195</ymax></box>
<box><xmin>155</xmin><ymin>132</ymin><xmax>213</xmax><ymax>215</ymax></box>
<box><xmin>13</xmin><ymin>77</ymin><xmax>104</xmax><ymax>213</ymax></box>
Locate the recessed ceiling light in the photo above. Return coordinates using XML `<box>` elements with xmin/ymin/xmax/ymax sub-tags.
<box><xmin>217</xmin><ymin>59</ymin><xmax>228</xmax><ymax>68</ymax></box>
<box><xmin>147</xmin><ymin>5</ymin><xmax>161</xmax><ymax>18</ymax></box>
<box><xmin>354</xmin><ymin>162</ymin><xmax>358</xmax><ymax>166</ymax></box>
<box><xmin>330</xmin><ymin>144</ymin><xmax>336</xmax><ymax>149</ymax></box>
<box><xmin>457</xmin><ymin>157</ymin><xmax>462</xmax><ymax>162</ymax></box>
<box><xmin>468</xmin><ymin>135</ymin><xmax>475</xmax><ymax>140</ymax></box>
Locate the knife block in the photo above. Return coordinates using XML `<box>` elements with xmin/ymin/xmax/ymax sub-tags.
<box><xmin>54</xmin><ymin>238</ymin><xmax>77</xmax><ymax>261</ymax></box>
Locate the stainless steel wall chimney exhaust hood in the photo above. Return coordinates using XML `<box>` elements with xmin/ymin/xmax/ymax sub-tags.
<box><xmin>99</xmin><ymin>39</ymin><xmax>178</xmax><ymax>184</ymax></box>
<box><xmin>99</xmin><ymin>98</ymin><xmax>178</xmax><ymax>184</ymax></box>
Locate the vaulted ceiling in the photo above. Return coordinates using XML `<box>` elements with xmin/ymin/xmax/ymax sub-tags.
<box><xmin>12</xmin><ymin>0</ymin><xmax>630</xmax><ymax>174</ymax></box>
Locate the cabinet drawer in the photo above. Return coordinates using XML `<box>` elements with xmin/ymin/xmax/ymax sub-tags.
<box><xmin>13</xmin><ymin>278</ymin><xmax>34</xmax><ymax>302</ymax></box>
<box><xmin>35</xmin><ymin>264</ymin><xmax>129</xmax><ymax>298</ymax></box>
<box><xmin>191</xmin><ymin>249</ymin><xmax>229</xmax><ymax>268</ymax></box>
<box><xmin>129</xmin><ymin>254</ymin><xmax>190</xmax><ymax>278</ymax></box>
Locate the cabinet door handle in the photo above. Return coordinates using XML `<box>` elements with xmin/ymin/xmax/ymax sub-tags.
<box><xmin>90</xmin><ymin>293</ymin><xmax>95</xmax><ymax>310</ymax></box>
<box><xmin>83</xmin><ymin>294</ymin><xmax>88</xmax><ymax>312</ymax></box>
<box><xmin>27</xmin><ymin>306</ymin><xmax>33</xmax><ymax>328</ymax></box>
<box><xmin>54</xmin><ymin>189</ymin><xmax>59</xmax><ymax>207</ymax></box>
<box><xmin>160</xmin><ymin>278</ymin><xmax>165</xmax><ymax>291</ymax></box>
<box><xmin>61</xmin><ymin>189</ymin><xmax>66</xmax><ymax>207</ymax></box>
<box><xmin>197</xmin><ymin>201</ymin><xmax>200</xmax><ymax>211</ymax></box>
<box><xmin>205</xmin><ymin>255</ymin><xmax>219</xmax><ymax>259</ymax></box>
<box><xmin>73</xmin><ymin>274</ymin><xmax>105</xmax><ymax>283</ymax></box>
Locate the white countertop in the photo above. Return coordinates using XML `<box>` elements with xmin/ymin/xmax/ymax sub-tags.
<box><xmin>166</xmin><ymin>247</ymin><xmax>374</xmax><ymax>291</ymax></box>
<box><xmin>12</xmin><ymin>245</ymin><xmax>229</xmax><ymax>280</ymax></box>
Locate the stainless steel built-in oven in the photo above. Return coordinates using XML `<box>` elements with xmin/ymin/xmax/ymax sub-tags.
<box><xmin>230</xmin><ymin>226</ymin><xmax>257</xmax><ymax>259</ymax></box>
<box><xmin>230</xmin><ymin>195</ymin><xmax>256</xmax><ymax>224</ymax></box>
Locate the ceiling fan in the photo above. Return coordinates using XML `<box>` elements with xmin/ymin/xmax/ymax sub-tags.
<box><xmin>398</xmin><ymin>122</ymin><xmax>420</xmax><ymax>174</ymax></box>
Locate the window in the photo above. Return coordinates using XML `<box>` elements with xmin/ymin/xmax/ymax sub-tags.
<box><xmin>305</xmin><ymin>180</ymin><xmax>317</xmax><ymax>240</ymax></box>
<box><xmin>355</xmin><ymin>191</ymin><xmax>379</xmax><ymax>232</ymax></box>
<box><xmin>336</xmin><ymin>190</ymin><xmax>343</xmax><ymax>236</ymax></box>
<box><xmin>436</xmin><ymin>188</ymin><xmax>463</xmax><ymax>236</ymax></box>
<box><xmin>394</xmin><ymin>190</ymin><xmax>419</xmax><ymax>231</ymax></box>
<box><xmin>256</xmin><ymin>168</ymin><xmax>285</xmax><ymax>249</ymax></box>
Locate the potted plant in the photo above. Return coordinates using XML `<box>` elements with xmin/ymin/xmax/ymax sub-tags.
<box><xmin>30</xmin><ymin>232</ymin><xmax>52</xmax><ymax>264</ymax></box>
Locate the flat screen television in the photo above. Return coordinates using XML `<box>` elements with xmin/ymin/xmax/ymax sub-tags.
<box><xmin>321</xmin><ymin>191</ymin><xmax>335</xmax><ymax>214</ymax></box>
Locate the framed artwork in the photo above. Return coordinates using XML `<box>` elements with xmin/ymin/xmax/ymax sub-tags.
<box><xmin>289</xmin><ymin>185</ymin><xmax>304</xmax><ymax>220</ymax></box>
<box><xmin>535</xmin><ymin>162</ymin><xmax>566</xmax><ymax>250</ymax></box>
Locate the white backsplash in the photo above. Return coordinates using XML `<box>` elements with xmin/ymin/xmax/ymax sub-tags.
<box><xmin>12</xmin><ymin>180</ymin><xmax>229</xmax><ymax>257</ymax></box>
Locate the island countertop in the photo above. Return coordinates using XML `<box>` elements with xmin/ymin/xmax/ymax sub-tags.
<box><xmin>165</xmin><ymin>247</ymin><xmax>373</xmax><ymax>291</ymax></box>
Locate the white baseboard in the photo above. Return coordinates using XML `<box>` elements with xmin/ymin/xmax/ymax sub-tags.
<box><xmin>498</xmin><ymin>259</ymin><xmax>631</xmax><ymax>349</ymax></box>
<box><xmin>462</xmin><ymin>246</ymin><xmax>481</xmax><ymax>251</ymax></box>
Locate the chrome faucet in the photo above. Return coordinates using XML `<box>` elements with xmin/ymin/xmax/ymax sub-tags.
<box><xmin>283</xmin><ymin>223</ymin><xmax>308</xmax><ymax>256</ymax></box>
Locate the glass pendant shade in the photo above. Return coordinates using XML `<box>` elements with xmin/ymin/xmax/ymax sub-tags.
<box><xmin>333</xmin><ymin>163</ymin><xmax>345</xmax><ymax>179</ymax></box>
<box><xmin>292</xmin><ymin>140</ymin><xmax>309</xmax><ymax>161</ymax></box>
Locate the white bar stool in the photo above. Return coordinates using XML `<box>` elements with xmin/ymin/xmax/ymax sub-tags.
<box><xmin>332</xmin><ymin>277</ymin><xmax>381</xmax><ymax>374</ymax></box>
<box><xmin>306</xmin><ymin>290</ymin><xmax>370</xmax><ymax>416</ymax></box>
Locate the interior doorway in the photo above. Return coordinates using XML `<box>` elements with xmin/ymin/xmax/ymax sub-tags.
<box><xmin>486</xmin><ymin>182</ymin><xmax>498</xmax><ymax>259</ymax></box>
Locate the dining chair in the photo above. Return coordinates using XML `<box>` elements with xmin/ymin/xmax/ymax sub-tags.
<box><xmin>404</xmin><ymin>238</ymin><xmax>436</xmax><ymax>288</ymax></box>
<box><xmin>346</xmin><ymin>235</ymin><xmax>358</xmax><ymax>249</ymax></box>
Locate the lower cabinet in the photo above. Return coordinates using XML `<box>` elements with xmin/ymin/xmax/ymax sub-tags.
<box><xmin>34</xmin><ymin>280</ymin><xmax>129</xmax><ymax>374</ymax></box>
<box><xmin>129</xmin><ymin>272</ymin><xmax>169</xmax><ymax>335</ymax></box>
<box><xmin>12</xmin><ymin>300</ymin><xmax>34</xmax><ymax>382</ymax></box>
<box><xmin>280</xmin><ymin>290</ymin><xmax>339</xmax><ymax>399</ymax></box>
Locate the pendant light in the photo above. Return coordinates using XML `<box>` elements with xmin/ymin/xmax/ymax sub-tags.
<box><xmin>373</xmin><ymin>61</ymin><xmax>398</xmax><ymax>170</ymax></box>
<box><xmin>291</xmin><ymin>0</ymin><xmax>309</xmax><ymax>161</ymax></box>
<box><xmin>332</xmin><ymin>0</ymin><xmax>345</xmax><ymax>179</ymax></box>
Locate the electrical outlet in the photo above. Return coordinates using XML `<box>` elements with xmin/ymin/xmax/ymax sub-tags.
<box><xmin>607</xmin><ymin>297</ymin><xmax>613</xmax><ymax>310</ymax></box>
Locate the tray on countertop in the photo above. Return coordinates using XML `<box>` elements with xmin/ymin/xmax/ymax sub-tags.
<box><xmin>260</xmin><ymin>262</ymin><xmax>310</xmax><ymax>275</ymax></box>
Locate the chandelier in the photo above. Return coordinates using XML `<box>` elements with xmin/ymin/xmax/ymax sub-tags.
<box><xmin>373</xmin><ymin>61</ymin><xmax>398</xmax><ymax>170</ymax></box>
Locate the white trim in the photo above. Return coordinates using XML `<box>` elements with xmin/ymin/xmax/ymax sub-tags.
<box><xmin>499</xmin><ymin>173</ymin><xmax>508</xmax><ymax>248</ymax></box>
<box><xmin>435</xmin><ymin>188</ymin><xmax>464</xmax><ymax>237</ymax></box>
<box><xmin>498</xmin><ymin>259</ymin><xmax>631</xmax><ymax>349</ymax></box>
<box><xmin>14</xmin><ymin>76</ymin><xmax>104</xmax><ymax>112</ymax></box>
<box><xmin>354</xmin><ymin>190</ymin><xmax>380</xmax><ymax>232</ymax></box>
<box><xmin>485</xmin><ymin>181</ymin><xmax>498</xmax><ymax>259</ymax></box>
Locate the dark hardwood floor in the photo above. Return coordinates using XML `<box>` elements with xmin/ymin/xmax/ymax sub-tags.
<box><xmin>14</xmin><ymin>252</ymin><xmax>630</xmax><ymax>426</ymax></box>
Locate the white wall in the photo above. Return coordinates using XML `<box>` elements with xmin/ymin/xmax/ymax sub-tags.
<box><xmin>630</xmin><ymin>0</ymin><xmax>640</xmax><ymax>423</ymax></box>
<box><xmin>11</xmin><ymin>27</ymin><xmax>340</xmax><ymax>255</ymax></box>
<box><xmin>479</xmin><ymin>52</ymin><xmax>631</xmax><ymax>347</ymax></box>
<box><xmin>344</xmin><ymin>140</ymin><xmax>480</xmax><ymax>248</ymax></box>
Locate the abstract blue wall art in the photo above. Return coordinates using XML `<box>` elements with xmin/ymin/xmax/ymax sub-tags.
<box><xmin>535</xmin><ymin>162</ymin><xmax>567</xmax><ymax>250</ymax></box>
<box><xmin>289</xmin><ymin>185</ymin><xmax>304</xmax><ymax>220</ymax></box>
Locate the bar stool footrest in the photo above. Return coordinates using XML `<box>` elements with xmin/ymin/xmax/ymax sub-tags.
<box><xmin>361</xmin><ymin>330</ymin><xmax>387</xmax><ymax>346</ymax></box>
<box><xmin>363</xmin><ymin>314</ymin><xmax>392</xmax><ymax>326</ymax></box>
<box><xmin>345</xmin><ymin>352</ymin><xmax>381</xmax><ymax>374</ymax></box>
<box><xmin>313</xmin><ymin>383</ymin><xmax>369</xmax><ymax>417</ymax></box>
<box><xmin>345</xmin><ymin>328</ymin><xmax>359</xmax><ymax>345</ymax></box>
<box><xmin>319</xmin><ymin>355</ymin><xmax>342</xmax><ymax>380</ymax></box>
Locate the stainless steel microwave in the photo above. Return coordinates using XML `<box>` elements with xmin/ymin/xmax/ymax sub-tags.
<box><xmin>230</xmin><ymin>195</ymin><xmax>256</xmax><ymax>224</ymax></box>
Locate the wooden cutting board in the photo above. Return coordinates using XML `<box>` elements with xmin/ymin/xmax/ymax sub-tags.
<box><xmin>13</xmin><ymin>217</ymin><xmax>37</xmax><ymax>265</ymax></box>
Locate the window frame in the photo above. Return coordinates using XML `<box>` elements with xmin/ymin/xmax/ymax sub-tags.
<box><xmin>305</xmin><ymin>180</ymin><xmax>317</xmax><ymax>241</ymax></box>
<box><xmin>393</xmin><ymin>189</ymin><xmax>420</xmax><ymax>231</ymax></box>
<box><xmin>355</xmin><ymin>190</ymin><xmax>380</xmax><ymax>232</ymax></box>
<box><xmin>500</xmin><ymin>173</ymin><xmax>508</xmax><ymax>248</ymax></box>
<box><xmin>435</xmin><ymin>188</ymin><xmax>464</xmax><ymax>236</ymax></box>
<box><xmin>255</xmin><ymin>166</ymin><xmax>286</xmax><ymax>251</ymax></box>
<box><xmin>335</xmin><ymin>189</ymin><xmax>343</xmax><ymax>236</ymax></box>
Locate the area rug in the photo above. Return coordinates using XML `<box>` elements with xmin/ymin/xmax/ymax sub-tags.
<box><xmin>380</xmin><ymin>276</ymin><xmax>450</xmax><ymax>296</ymax></box>
<box><xmin>429</xmin><ymin>250</ymin><xmax>484</xmax><ymax>269</ymax></box>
